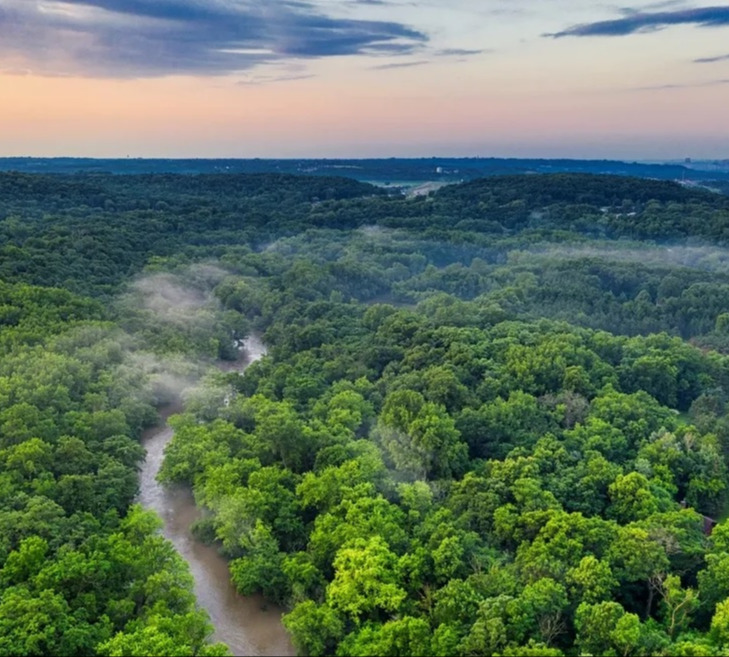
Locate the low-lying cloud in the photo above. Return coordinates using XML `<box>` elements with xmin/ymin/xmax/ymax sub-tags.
<box><xmin>0</xmin><ymin>0</ymin><xmax>427</xmax><ymax>78</ymax></box>
<box><xmin>516</xmin><ymin>243</ymin><xmax>729</xmax><ymax>276</ymax></box>
<box><xmin>119</xmin><ymin>264</ymin><xmax>229</xmax><ymax>332</ymax></box>
<box><xmin>132</xmin><ymin>273</ymin><xmax>214</xmax><ymax>323</ymax></box>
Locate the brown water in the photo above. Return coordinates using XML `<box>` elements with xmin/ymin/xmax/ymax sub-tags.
<box><xmin>138</xmin><ymin>335</ymin><xmax>295</xmax><ymax>657</ymax></box>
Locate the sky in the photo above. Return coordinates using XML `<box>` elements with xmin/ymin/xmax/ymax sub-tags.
<box><xmin>1</xmin><ymin>0</ymin><xmax>729</xmax><ymax>159</ymax></box>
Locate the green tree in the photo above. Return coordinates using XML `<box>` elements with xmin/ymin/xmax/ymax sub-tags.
<box><xmin>377</xmin><ymin>390</ymin><xmax>467</xmax><ymax>480</ymax></box>
<box><xmin>326</xmin><ymin>536</ymin><xmax>407</xmax><ymax>621</ymax></box>
<box><xmin>283</xmin><ymin>601</ymin><xmax>345</xmax><ymax>657</ymax></box>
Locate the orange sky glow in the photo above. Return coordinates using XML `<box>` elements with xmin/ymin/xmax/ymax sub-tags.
<box><xmin>2</xmin><ymin>1</ymin><xmax>728</xmax><ymax>159</ymax></box>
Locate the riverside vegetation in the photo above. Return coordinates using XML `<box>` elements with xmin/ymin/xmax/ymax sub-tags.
<box><xmin>5</xmin><ymin>172</ymin><xmax>729</xmax><ymax>655</ymax></box>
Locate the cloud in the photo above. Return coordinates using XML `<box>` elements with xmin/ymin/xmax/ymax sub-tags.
<box><xmin>436</xmin><ymin>48</ymin><xmax>486</xmax><ymax>56</ymax></box>
<box><xmin>366</xmin><ymin>45</ymin><xmax>486</xmax><ymax>71</ymax></box>
<box><xmin>0</xmin><ymin>0</ymin><xmax>427</xmax><ymax>78</ymax></box>
<box><xmin>370</xmin><ymin>59</ymin><xmax>430</xmax><ymax>69</ymax></box>
<box><xmin>548</xmin><ymin>5</ymin><xmax>729</xmax><ymax>38</ymax></box>
<box><xmin>632</xmin><ymin>77</ymin><xmax>729</xmax><ymax>90</ymax></box>
<box><xmin>237</xmin><ymin>72</ymin><xmax>316</xmax><ymax>85</ymax></box>
<box><xmin>1</xmin><ymin>68</ymin><xmax>33</xmax><ymax>76</ymax></box>
<box><xmin>695</xmin><ymin>53</ymin><xmax>729</xmax><ymax>63</ymax></box>
<box><xmin>620</xmin><ymin>0</ymin><xmax>692</xmax><ymax>12</ymax></box>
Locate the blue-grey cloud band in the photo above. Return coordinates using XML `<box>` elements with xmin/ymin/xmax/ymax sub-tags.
<box><xmin>547</xmin><ymin>5</ymin><xmax>729</xmax><ymax>38</ymax></box>
<box><xmin>0</xmin><ymin>0</ymin><xmax>427</xmax><ymax>78</ymax></box>
<box><xmin>632</xmin><ymin>77</ymin><xmax>729</xmax><ymax>90</ymax></box>
<box><xmin>695</xmin><ymin>53</ymin><xmax>729</xmax><ymax>63</ymax></box>
<box><xmin>370</xmin><ymin>59</ymin><xmax>430</xmax><ymax>70</ymax></box>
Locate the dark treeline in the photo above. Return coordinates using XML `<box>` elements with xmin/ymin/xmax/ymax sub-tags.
<box><xmin>2</xmin><ymin>157</ymin><xmax>729</xmax><ymax>185</ymax></box>
<box><xmin>4</xmin><ymin>172</ymin><xmax>729</xmax><ymax>655</ymax></box>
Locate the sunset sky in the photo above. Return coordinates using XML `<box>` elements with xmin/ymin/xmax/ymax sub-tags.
<box><xmin>1</xmin><ymin>0</ymin><xmax>729</xmax><ymax>159</ymax></box>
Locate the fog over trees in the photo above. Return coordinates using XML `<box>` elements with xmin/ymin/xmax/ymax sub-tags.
<box><xmin>4</xmin><ymin>171</ymin><xmax>729</xmax><ymax>655</ymax></box>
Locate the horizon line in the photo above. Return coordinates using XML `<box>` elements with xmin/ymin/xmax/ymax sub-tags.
<box><xmin>0</xmin><ymin>155</ymin><xmax>726</xmax><ymax>163</ymax></box>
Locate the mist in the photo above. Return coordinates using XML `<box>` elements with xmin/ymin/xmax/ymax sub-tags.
<box><xmin>128</xmin><ymin>271</ymin><xmax>220</xmax><ymax>328</ymax></box>
<box><xmin>510</xmin><ymin>242</ymin><xmax>729</xmax><ymax>275</ymax></box>
<box><xmin>84</xmin><ymin>263</ymin><xmax>257</xmax><ymax>419</ymax></box>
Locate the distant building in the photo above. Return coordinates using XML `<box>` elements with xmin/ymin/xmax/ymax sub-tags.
<box><xmin>704</xmin><ymin>515</ymin><xmax>718</xmax><ymax>536</ymax></box>
<box><xmin>681</xmin><ymin>499</ymin><xmax>717</xmax><ymax>535</ymax></box>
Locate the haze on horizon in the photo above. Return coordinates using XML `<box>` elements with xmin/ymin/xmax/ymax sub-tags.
<box><xmin>1</xmin><ymin>0</ymin><xmax>728</xmax><ymax>160</ymax></box>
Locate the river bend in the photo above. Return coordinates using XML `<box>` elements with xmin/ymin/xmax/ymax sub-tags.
<box><xmin>138</xmin><ymin>335</ymin><xmax>295</xmax><ymax>657</ymax></box>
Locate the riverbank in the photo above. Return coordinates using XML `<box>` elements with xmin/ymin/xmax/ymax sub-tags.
<box><xmin>138</xmin><ymin>335</ymin><xmax>294</xmax><ymax>657</ymax></box>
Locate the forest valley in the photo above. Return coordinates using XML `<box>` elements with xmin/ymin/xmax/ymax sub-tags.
<box><xmin>4</xmin><ymin>172</ymin><xmax>729</xmax><ymax>656</ymax></box>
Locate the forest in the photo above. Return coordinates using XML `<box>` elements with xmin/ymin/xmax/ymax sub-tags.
<box><xmin>3</xmin><ymin>157</ymin><xmax>729</xmax><ymax>185</ymax></box>
<box><xmin>4</xmin><ymin>170</ymin><xmax>729</xmax><ymax>655</ymax></box>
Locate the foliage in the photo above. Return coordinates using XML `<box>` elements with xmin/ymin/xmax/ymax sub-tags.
<box><xmin>4</xmin><ymin>170</ymin><xmax>729</xmax><ymax>656</ymax></box>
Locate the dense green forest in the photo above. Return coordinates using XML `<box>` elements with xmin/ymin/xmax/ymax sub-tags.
<box><xmin>5</xmin><ymin>171</ymin><xmax>729</xmax><ymax>655</ymax></box>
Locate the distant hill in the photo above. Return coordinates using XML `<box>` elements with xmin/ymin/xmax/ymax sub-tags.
<box><xmin>428</xmin><ymin>173</ymin><xmax>729</xmax><ymax>240</ymax></box>
<box><xmin>435</xmin><ymin>173</ymin><xmax>724</xmax><ymax>207</ymax></box>
<box><xmin>1</xmin><ymin>156</ymin><xmax>728</xmax><ymax>186</ymax></box>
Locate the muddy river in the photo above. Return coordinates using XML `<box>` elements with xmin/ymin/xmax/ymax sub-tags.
<box><xmin>138</xmin><ymin>335</ymin><xmax>295</xmax><ymax>656</ymax></box>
